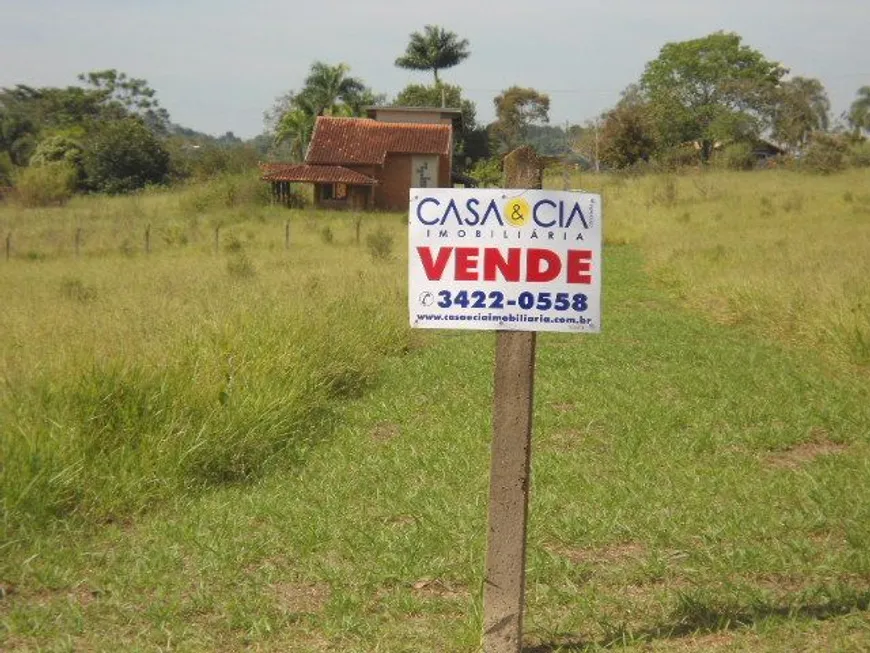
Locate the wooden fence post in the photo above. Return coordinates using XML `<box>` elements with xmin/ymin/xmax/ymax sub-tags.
<box><xmin>482</xmin><ymin>145</ymin><xmax>543</xmax><ymax>653</ymax></box>
<box><xmin>355</xmin><ymin>215</ymin><xmax>362</xmax><ymax>245</ymax></box>
<box><xmin>145</xmin><ymin>224</ymin><xmax>151</xmax><ymax>254</ymax></box>
<box><xmin>285</xmin><ymin>220</ymin><xmax>290</xmax><ymax>250</ymax></box>
<box><xmin>214</xmin><ymin>225</ymin><xmax>220</xmax><ymax>254</ymax></box>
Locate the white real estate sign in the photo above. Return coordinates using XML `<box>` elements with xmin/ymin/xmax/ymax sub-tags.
<box><xmin>408</xmin><ymin>188</ymin><xmax>602</xmax><ymax>333</ymax></box>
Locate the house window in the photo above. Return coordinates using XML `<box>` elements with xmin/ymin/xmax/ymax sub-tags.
<box><xmin>321</xmin><ymin>183</ymin><xmax>348</xmax><ymax>200</ymax></box>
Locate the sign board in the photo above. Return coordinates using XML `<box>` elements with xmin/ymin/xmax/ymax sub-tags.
<box><xmin>408</xmin><ymin>188</ymin><xmax>602</xmax><ymax>333</ymax></box>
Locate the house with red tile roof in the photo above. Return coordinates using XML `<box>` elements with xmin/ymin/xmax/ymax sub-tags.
<box><xmin>261</xmin><ymin>110</ymin><xmax>456</xmax><ymax>211</ymax></box>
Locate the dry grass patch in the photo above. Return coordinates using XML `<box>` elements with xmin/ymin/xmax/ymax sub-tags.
<box><xmin>545</xmin><ymin>541</ymin><xmax>647</xmax><ymax>567</ymax></box>
<box><xmin>764</xmin><ymin>429</ymin><xmax>849</xmax><ymax>469</ymax></box>
<box><xmin>370</xmin><ymin>421</ymin><xmax>401</xmax><ymax>443</ymax></box>
<box><xmin>660</xmin><ymin>630</ymin><xmax>739</xmax><ymax>652</ymax></box>
<box><xmin>410</xmin><ymin>578</ymin><xmax>469</xmax><ymax>601</ymax></box>
<box><xmin>272</xmin><ymin>581</ymin><xmax>331</xmax><ymax>615</ymax></box>
<box><xmin>541</xmin><ymin>422</ymin><xmax>609</xmax><ymax>454</ymax></box>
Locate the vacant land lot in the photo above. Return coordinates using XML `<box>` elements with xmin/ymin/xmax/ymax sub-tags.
<box><xmin>1</xmin><ymin>170</ymin><xmax>868</xmax><ymax>651</ymax></box>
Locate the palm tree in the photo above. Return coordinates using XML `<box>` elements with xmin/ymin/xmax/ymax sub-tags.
<box><xmin>848</xmin><ymin>86</ymin><xmax>870</xmax><ymax>135</ymax></box>
<box><xmin>395</xmin><ymin>26</ymin><xmax>470</xmax><ymax>85</ymax></box>
<box><xmin>274</xmin><ymin>103</ymin><xmax>315</xmax><ymax>161</ymax></box>
<box><xmin>300</xmin><ymin>62</ymin><xmax>366</xmax><ymax>117</ymax></box>
<box><xmin>274</xmin><ymin>62</ymin><xmax>370</xmax><ymax>159</ymax></box>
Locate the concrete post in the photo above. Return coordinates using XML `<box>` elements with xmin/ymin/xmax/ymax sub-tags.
<box><xmin>482</xmin><ymin>145</ymin><xmax>543</xmax><ymax>652</ymax></box>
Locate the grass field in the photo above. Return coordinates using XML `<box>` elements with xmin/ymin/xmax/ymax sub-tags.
<box><xmin>1</xmin><ymin>169</ymin><xmax>869</xmax><ymax>651</ymax></box>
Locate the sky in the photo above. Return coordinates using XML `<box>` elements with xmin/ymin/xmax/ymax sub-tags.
<box><xmin>1</xmin><ymin>0</ymin><xmax>868</xmax><ymax>139</ymax></box>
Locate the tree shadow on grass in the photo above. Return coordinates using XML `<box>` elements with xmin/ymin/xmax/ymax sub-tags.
<box><xmin>523</xmin><ymin>586</ymin><xmax>870</xmax><ymax>652</ymax></box>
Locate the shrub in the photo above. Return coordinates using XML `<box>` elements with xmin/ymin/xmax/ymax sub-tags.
<box><xmin>170</xmin><ymin>143</ymin><xmax>261</xmax><ymax>182</ymax></box>
<box><xmin>214</xmin><ymin>173</ymin><xmax>271</xmax><ymax>208</ymax></box>
<box><xmin>469</xmin><ymin>157</ymin><xmax>503</xmax><ymax>187</ymax></box>
<box><xmin>654</xmin><ymin>146</ymin><xmax>701</xmax><ymax>171</ymax></box>
<box><xmin>714</xmin><ymin>142</ymin><xmax>755</xmax><ymax>170</ymax></box>
<box><xmin>29</xmin><ymin>135</ymin><xmax>86</xmax><ymax>187</ymax></box>
<box><xmin>800</xmin><ymin>133</ymin><xmax>848</xmax><ymax>174</ymax></box>
<box><xmin>847</xmin><ymin>140</ymin><xmax>870</xmax><ymax>168</ymax></box>
<box><xmin>179</xmin><ymin>173</ymin><xmax>273</xmax><ymax>215</ymax></box>
<box><xmin>614</xmin><ymin>158</ymin><xmax>654</xmax><ymax>178</ymax></box>
<box><xmin>0</xmin><ymin>151</ymin><xmax>14</xmax><ymax>186</ymax></box>
<box><xmin>13</xmin><ymin>162</ymin><xmax>77</xmax><ymax>207</ymax></box>
<box><xmin>223</xmin><ymin>234</ymin><xmax>244</xmax><ymax>253</ymax></box>
<box><xmin>60</xmin><ymin>277</ymin><xmax>97</xmax><ymax>302</ymax></box>
<box><xmin>366</xmin><ymin>227</ymin><xmax>394</xmax><ymax>261</ymax></box>
<box><xmin>83</xmin><ymin>118</ymin><xmax>170</xmax><ymax>193</ymax></box>
<box><xmin>227</xmin><ymin>253</ymin><xmax>256</xmax><ymax>279</ymax></box>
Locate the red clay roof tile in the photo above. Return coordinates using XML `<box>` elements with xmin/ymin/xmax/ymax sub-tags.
<box><xmin>305</xmin><ymin>117</ymin><xmax>451</xmax><ymax>165</ymax></box>
<box><xmin>260</xmin><ymin>163</ymin><xmax>377</xmax><ymax>185</ymax></box>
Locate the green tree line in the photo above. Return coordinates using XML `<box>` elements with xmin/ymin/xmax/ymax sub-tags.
<box><xmin>0</xmin><ymin>69</ymin><xmax>263</xmax><ymax>203</ymax></box>
<box><xmin>4</xmin><ymin>28</ymin><xmax>869</xmax><ymax>204</ymax></box>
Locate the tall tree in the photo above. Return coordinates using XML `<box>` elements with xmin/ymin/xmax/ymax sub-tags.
<box><xmin>394</xmin><ymin>83</ymin><xmax>476</xmax><ymax>128</ymax></box>
<box><xmin>82</xmin><ymin>117</ymin><xmax>169</xmax><ymax>193</ymax></box>
<box><xmin>395</xmin><ymin>26</ymin><xmax>470</xmax><ymax>84</ymax></box>
<box><xmin>848</xmin><ymin>86</ymin><xmax>870</xmax><ymax>135</ymax></box>
<box><xmin>772</xmin><ymin>77</ymin><xmax>830</xmax><ymax>151</ymax></box>
<box><xmin>274</xmin><ymin>105</ymin><xmax>316</xmax><ymax>162</ymax></box>
<box><xmin>597</xmin><ymin>85</ymin><xmax>659</xmax><ymax>168</ymax></box>
<box><xmin>640</xmin><ymin>31</ymin><xmax>787</xmax><ymax>161</ymax></box>
<box><xmin>78</xmin><ymin>69</ymin><xmax>170</xmax><ymax>133</ymax></box>
<box><xmin>1</xmin><ymin>71</ymin><xmax>171</xmax><ymax>168</ymax></box>
<box><xmin>271</xmin><ymin>62</ymin><xmax>379</xmax><ymax>160</ymax></box>
<box><xmin>298</xmin><ymin>62</ymin><xmax>367</xmax><ymax>117</ymax></box>
<box><xmin>1</xmin><ymin>84</ymin><xmax>103</xmax><ymax>165</ymax></box>
<box><xmin>489</xmin><ymin>86</ymin><xmax>550</xmax><ymax>152</ymax></box>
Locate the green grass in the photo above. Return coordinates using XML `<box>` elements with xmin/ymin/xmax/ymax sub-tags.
<box><xmin>0</xmin><ymin>189</ymin><xmax>410</xmax><ymax>533</ymax></box>
<box><xmin>547</xmin><ymin>168</ymin><xmax>870</xmax><ymax>370</ymax></box>
<box><xmin>1</xmin><ymin>170</ymin><xmax>869</xmax><ymax>650</ymax></box>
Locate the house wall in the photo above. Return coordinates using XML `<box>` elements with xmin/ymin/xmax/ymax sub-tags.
<box><xmin>369</xmin><ymin>109</ymin><xmax>453</xmax><ymax>125</ymax></box>
<box><xmin>439</xmin><ymin>154</ymin><xmax>451</xmax><ymax>194</ymax></box>
<box><xmin>329</xmin><ymin>156</ymin><xmax>452</xmax><ymax>212</ymax></box>
<box><xmin>411</xmin><ymin>155</ymin><xmax>440</xmax><ymax>188</ymax></box>
<box><xmin>377</xmin><ymin>154</ymin><xmax>412</xmax><ymax>211</ymax></box>
<box><xmin>349</xmin><ymin>186</ymin><xmax>370</xmax><ymax>210</ymax></box>
<box><xmin>359</xmin><ymin>153</ymin><xmax>452</xmax><ymax>211</ymax></box>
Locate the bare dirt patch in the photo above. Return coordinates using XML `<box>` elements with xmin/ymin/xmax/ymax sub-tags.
<box><xmin>765</xmin><ymin>429</ymin><xmax>848</xmax><ymax>469</ymax></box>
<box><xmin>370</xmin><ymin>422</ymin><xmax>400</xmax><ymax>443</ymax></box>
<box><xmin>383</xmin><ymin>513</ymin><xmax>417</xmax><ymax>528</ymax></box>
<box><xmin>543</xmin><ymin>428</ymin><xmax>583</xmax><ymax>452</ymax></box>
<box><xmin>272</xmin><ymin>581</ymin><xmax>330</xmax><ymax>614</ymax></box>
<box><xmin>664</xmin><ymin>630</ymin><xmax>739</xmax><ymax>651</ymax></box>
<box><xmin>550</xmin><ymin>402</ymin><xmax>576</xmax><ymax>414</ymax></box>
<box><xmin>4</xmin><ymin>583</ymin><xmax>103</xmax><ymax>610</ymax></box>
<box><xmin>747</xmin><ymin>572</ymin><xmax>868</xmax><ymax>597</ymax></box>
<box><xmin>410</xmin><ymin>578</ymin><xmax>468</xmax><ymax>601</ymax></box>
<box><xmin>542</xmin><ymin>423</ymin><xmax>608</xmax><ymax>453</ymax></box>
<box><xmin>545</xmin><ymin>541</ymin><xmax>647</xmax><ymax>566</ymax></box>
